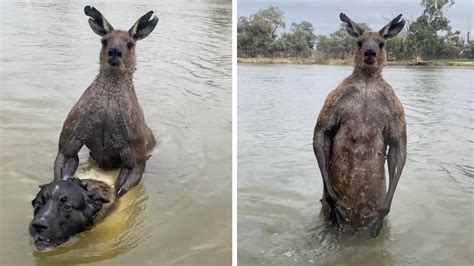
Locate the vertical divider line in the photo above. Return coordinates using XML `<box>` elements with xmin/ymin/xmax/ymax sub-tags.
<box><xmin>231</xmin><ymin>0</ymin><xmax>238</xmax><ymax>265</ymax></box>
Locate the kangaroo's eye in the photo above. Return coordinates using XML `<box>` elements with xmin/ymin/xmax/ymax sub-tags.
<box><xmin>127</xmin><ymin>42</ymin><xmax>134</xmax><ymax>49</ymax></box>
<box><xmin>379</xmin><ymin>42</ymin><xmax>385</xmax><ymax>49</ymax></box>
<box><xmin>357</xmin><ymin>41</ymin><xmax>362</xmax><ymax>48</ymax></box>
<box><xmin>101</xmin><ymin>39</ymin><xmax>108</xmax><ymax>46</ymax></box>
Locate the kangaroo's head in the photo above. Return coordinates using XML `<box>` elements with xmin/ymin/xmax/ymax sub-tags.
<box><xmin>84</xmin><ymin>6</ymin><xmax>159</xmax><ymax>74</ymax></box>
<box><xmin>340</xmin><ymin>13</ymin><xmax>405</xmax><ymax>75</ymax></box>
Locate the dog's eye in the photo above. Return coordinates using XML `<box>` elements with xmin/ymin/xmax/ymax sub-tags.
<box><xmin>33</xmin><ymin>201</ymin><xmax>42</xmax><ymax>208</ymax></box>
<box><xmin>60</xmin><ymin>195</ymin><xmax>68</xmax><ymax>202</ymax></box>
<box><xmin>64</xmin><ymin>204</ymin><xmax>72</xmax><ymax>210</ymax></box>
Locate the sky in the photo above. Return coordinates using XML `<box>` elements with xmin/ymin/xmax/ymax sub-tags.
<box><xmin>238</xmin><ymin>0</ymin><xmax>473</xmax><ymax>37</ymax></box>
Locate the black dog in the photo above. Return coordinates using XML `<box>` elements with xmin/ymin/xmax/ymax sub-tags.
<box><xmin>29</xmin><ymin>178</ymin><xmax>114</xmax><ymax>252</ymax></box>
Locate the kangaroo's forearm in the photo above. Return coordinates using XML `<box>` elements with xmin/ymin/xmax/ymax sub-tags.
<box><xmin>54</xmin><ymin>152</ymin><xmax>79</xmax><ymax>180</ymax></box>
<box><xmin>115</xmin><ymin>161</ymin><xmax>146</xmax><ymax>197</ymax></box>
<box><xmin>383</xmin><ymin>141</ymin><xmax>406</xmax><ymax>212</ymax></box>
<box><xmin>314</xmin><ymin>131</ymin><xmax>337</xmax><ymax>201</ymax></box>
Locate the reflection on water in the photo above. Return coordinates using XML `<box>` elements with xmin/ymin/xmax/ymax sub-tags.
<box><xmin>238</xmin><ymin>64</ymin><xmax>473</xmax><ymax>265</ymax></box>
<box><xmin>0</xmin><ymin>0</ymin><xmax>231</xmax><ymax>265</ymax></box>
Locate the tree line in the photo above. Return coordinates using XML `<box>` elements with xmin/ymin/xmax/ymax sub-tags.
<box><xmin>237</xmin><ymin>0</ymin><xmax>474</xmax><ymax>60</ymax></box>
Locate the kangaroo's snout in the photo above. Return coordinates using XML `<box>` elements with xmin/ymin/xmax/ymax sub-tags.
<box><xmin>363</xmin><ymin>48</ymin><xmax>377</xmax><ymax>64</ymax></box>
<box><xmin>106</xmin><ymin>45</ymin><xmax>123</xmax><ymax>67</ymax></box>
<box><xmin>108</xmin><ymin>47</ymin><xmax>122</xmax><ymax>58</ymax></box>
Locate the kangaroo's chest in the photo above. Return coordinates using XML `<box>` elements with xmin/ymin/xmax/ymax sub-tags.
<box><xmin>337</xmin><ymin>86</ymin><xmax>391</xmax><ymax>136</ymax></box>
<box><xmin>80</xmin><ymin>94</ymin><xmax>133</xmax><ymax>149</ymax></box>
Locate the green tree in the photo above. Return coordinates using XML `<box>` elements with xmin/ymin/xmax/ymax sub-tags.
<box><xmin>276</xmin><ymin>21</ymin><xmax>317</xmax><ymax>53</ymax></box>
<box><xmin>251</xmin><ymin>6</ymin><xmax>286</xmax><ymax>39</ymax></box>
<box><xmin>237</xmin><ymin>15</ymin><xmax>273</xmax><ymax>54</ymax></box>
<box><xmin>315</xmin><ymin>23</ymin><xmax>371</xmax><ymax>59</ymax></box>
<box><xmin>237</xmin><ymin>6</ymin><xmax>286</xmax><ymax>55</ymax></box>
<box><xmin>406</xmin><ymin>0</ymin><xmax>458</xmax><ymax>59</ymax></box>
<box><xmin>238</xmin><ymin>2</ymin><xmax>469</xmax><ymax>60</ymax></box>
<box><xmin>291</xmin><ymin>21</ymin><xmax>317</xmax><ymax>50</ymax></box>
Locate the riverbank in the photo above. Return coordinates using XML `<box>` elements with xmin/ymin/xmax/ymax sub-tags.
<box><xmin>237</xmin><ymin>57</ymin><xmax>474</xmax><ymax>67</ymax></box>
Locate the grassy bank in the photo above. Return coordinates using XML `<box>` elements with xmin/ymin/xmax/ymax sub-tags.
<box><xmin>237</xmin><ymin>57</ymin><xmax>474</xmax><ymax>67</ymax></box>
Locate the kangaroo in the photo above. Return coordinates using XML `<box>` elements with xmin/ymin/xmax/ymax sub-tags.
<box><xmin>54</xmin><ymin>6</ymin><xmax>158</xmax><ymax>197</ymax></box>
<box><xmin>313</xmin><ymin>13</ymin><xmax>407</xmax><ymax>237</ymax></box>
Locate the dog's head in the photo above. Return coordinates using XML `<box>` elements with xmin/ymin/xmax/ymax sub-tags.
<box><xmin>29</xmin><ymin>178</ymin><xmax>109</xmax><ymax>252</ymax></box>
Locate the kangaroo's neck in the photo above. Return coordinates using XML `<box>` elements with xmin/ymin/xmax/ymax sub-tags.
<box><xmin>95</xmin><ymin>69</ymin><xmax>134</xmax><ymax>94</ymax></box>
<box><xmin>352</xmin><ymin>66</ymin><xmax>383</xmax><ymax>81</ymax></box>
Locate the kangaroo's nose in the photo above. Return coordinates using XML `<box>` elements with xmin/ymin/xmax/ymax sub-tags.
<box><xmin>364</xmin><ymin>49</ymin><xmax>376</xmax><ymax>58</ymax></box>
<box><xmin>31</xmin><ymin>220</ymin><xmax>48</xmax><ymax>234</ymax></box>
<box><xmin>108</xmin><ymin>48</ymin><xmax>122</xmax><ymax>58</ymax></box>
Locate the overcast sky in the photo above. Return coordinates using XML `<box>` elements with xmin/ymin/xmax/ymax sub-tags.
<box><xmin>238</xmin><ymin>0</ymin><xmax>473</xmax><ymax>36</ymax></box>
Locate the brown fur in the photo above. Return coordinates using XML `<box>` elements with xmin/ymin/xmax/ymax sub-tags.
<box><xmin>313</xmin><ymin>13</ymin><xmax>407</xmax><ymax>236</ymax></box>
<box><xmin>76</xmin><ymin>178</ymin><xmax>116</xmax><ymax>220</ymax></box>
<box><xmin>54</xmin><ymin>6</ymin><xmax>159</xmax><ymax>197</ymax></box>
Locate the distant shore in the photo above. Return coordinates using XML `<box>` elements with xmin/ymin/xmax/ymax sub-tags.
<box><xmin>237</xmin><ymin>57</ymin><xmax>474</xmax><ymax>67</ymax></box>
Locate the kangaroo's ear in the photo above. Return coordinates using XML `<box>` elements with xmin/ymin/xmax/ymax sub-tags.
<box><xmin>379</xmin><ymin>14</ymin><xmax>405</xmax><ymax>39</ymax></box>
<box><xmin>340</xmin><ymin>13</ymin><xmax>365</xmax><ymax>38</ymax></box>
<box><xmin>128</xmin><ymin>11</ymin><xmax>159</xmax><ymax>41</ymax></box>
<box><xmin>84</xmin><ymin>6</ymin><xmax>114</xmax><ymax>36</ymax></box>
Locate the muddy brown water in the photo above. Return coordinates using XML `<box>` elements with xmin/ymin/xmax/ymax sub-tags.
<box><xmin>0</xmin><ymin>0</ymin><xmax>231</xmax><ymax>265</ymax></box>
<box><xmin>238</xmin><ymin>64</ymin><xmax>473</xmax><ymax>265</ymax></box>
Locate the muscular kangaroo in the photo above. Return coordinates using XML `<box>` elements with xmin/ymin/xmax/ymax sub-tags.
<box><xmin>313</xmin><ymin>13</ymin><xmax>407</xmax><ymax>237</ymax></box>
<box><xmin>54</xmin><ymin>6</ymin><xmax>158</xmax><ymax>197</ymax></box>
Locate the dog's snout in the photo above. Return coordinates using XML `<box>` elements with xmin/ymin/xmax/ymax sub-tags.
<box><xmin>31</xmin><ymin>220</ymin><xmax>48</xmax><ymax>234</ymax></box>
<box><xmin>364</xmin><ymin>49</ymin><xmax>376</xmax><ymax>58</ymax></box>
<box><xmin>107</xmin><ymin>48</ymin><xmax>122</xmax><ymax>58</ymax></box>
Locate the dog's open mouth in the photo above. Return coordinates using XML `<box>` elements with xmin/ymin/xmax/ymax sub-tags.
<box><xmin>34</xmin><ymin>236</ymin><xmax>69</xmax><ymax>252</ymax></box>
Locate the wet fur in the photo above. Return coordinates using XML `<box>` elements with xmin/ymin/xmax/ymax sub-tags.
<box><xmin>77</xmin><ymin>178</ymin><xmax>116</xmax><ymax>219</ymax></box>
<box><xmin>313</xmin><ymin>14</ymin><xmax>407</xmax><ymax>235</ymax></box>
<box><xmin>29</xmin><ymin>176</ymin><xmax>116</xmax><ymax>251</ymax></box>
<box><xmin>53</xmin><ymin>7</ymin><xmax>158</xmax><ymax>196</ymax></box>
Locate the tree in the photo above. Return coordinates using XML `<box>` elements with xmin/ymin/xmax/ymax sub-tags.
<box><xmin>291</xmin><ymin>21</ymin><xmax>317</xmax><ymax>50</ymax></box>
<box><xmin>315</xmin><ymin>23</ymin><xmax>371</xmax><ymax>59</ymax></box>
<box><xmin>276</xmin><ymin>21</ymin><xmax>317</xmax><ymax>53</ymax></box>
<box><xmin>251</xmin><ymin>6</ymin><xmax>285</xmax><ymax>39</ymax></box>
<box><xmin>237</xmin><ymin>15</ymin><xmax>274</xmax><ymax>54</ymax></box>
<box><xmin>406</xmin><ymin>0</ymin><xmax>458</xmax><ymax>59</ymax></box>
<box><xmin>238</xmin><ymin>2</ymin><xmax>469</xmax><ymax>60</ymax></box>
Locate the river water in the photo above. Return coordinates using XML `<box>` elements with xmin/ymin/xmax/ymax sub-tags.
<box><xmin>0</xmin><ymin>0</ymin><xmax>231</xmax><ymax>265</ymax></box>
<box><xmin>238</xmin><ymin>64</ymin><xmax>473</xmax><ymax>265</ymax></box>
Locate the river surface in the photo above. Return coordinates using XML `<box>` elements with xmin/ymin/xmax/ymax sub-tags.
<box><xmin>0</xmin><ymin>0</ymin><xmax>231</xmax><ymax>265</ymax></box>
<box><xmin>238</xmin><ymin>64</ymin><xmax>473</xmax><ymax>265</ymax></box>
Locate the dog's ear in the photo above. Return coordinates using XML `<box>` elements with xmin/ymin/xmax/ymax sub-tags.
<box><xmin>88</xmin><ymin>191</ymin><xmax>110</xmax><ymax>204</ymax></box>
<box><xmin>71</xmin><ymin>177</ymin><xmax>89</xmax><ymax>190</ymax></box>
<box><xmin>38</xmin><ymin>184</ymin><xmax>47</xmax><ymax>189</ymax></box>
<box><xmin>84</xmin><ymin>191</ymin><xmax>109</xmax><ymax>218</ymax></box>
